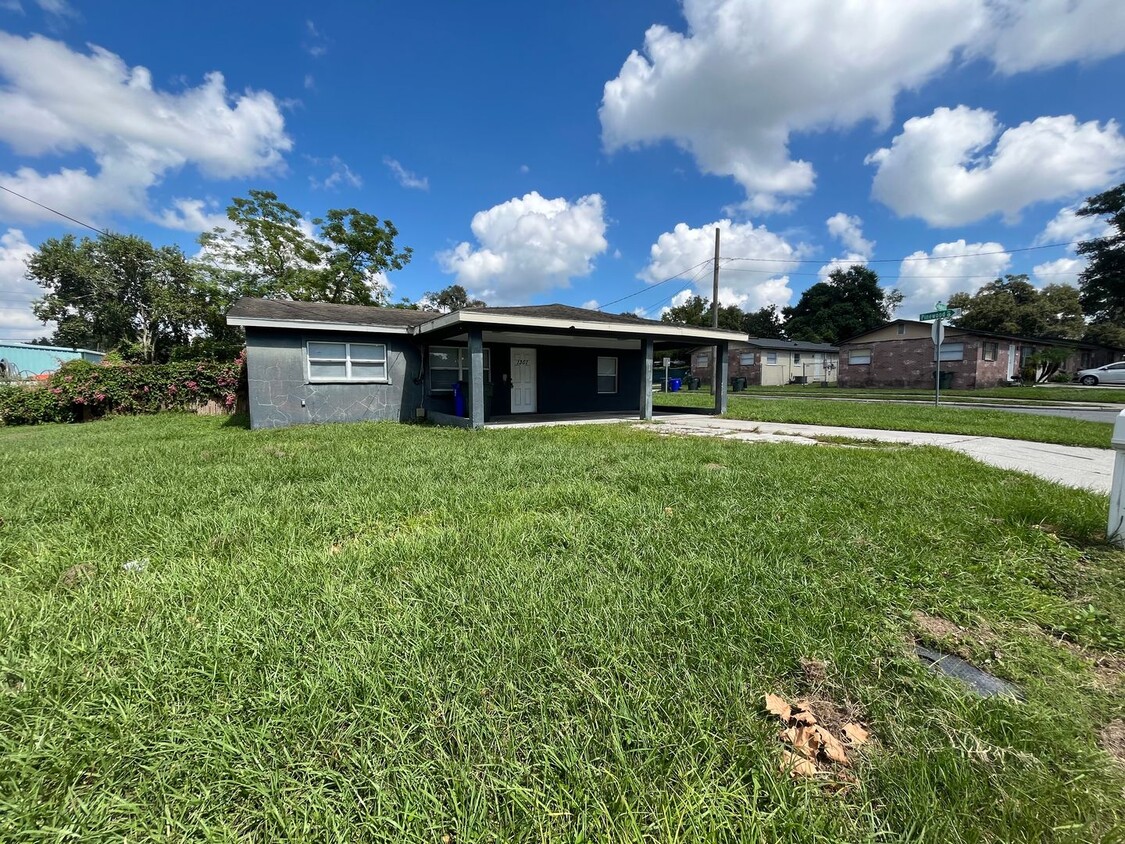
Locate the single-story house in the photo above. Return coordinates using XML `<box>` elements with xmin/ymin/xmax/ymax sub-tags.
<box><xmin>226</xmin><ymin>298</ymin><xmax>745</xmax><ymax>429</ymax></box>
<box><xmin>0</xmin><ymin>341</ymin><xmax>104</xmax><ymax>379</ymax></box>
<box><xmin>837</xmin><ymin>320</ymin><xmax>1123</xmax><ymax>389</ymax></box>
<box><xmin>691</xmin><ymin>339</ymin><xmax>839</xmax><ymax>387</ymax></box>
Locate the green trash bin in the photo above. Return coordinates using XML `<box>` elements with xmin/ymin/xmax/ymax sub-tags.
<box><xmin>933</xmin><ymin>370</ymin><xmax>953</xmax><ymax>389</ymax></box>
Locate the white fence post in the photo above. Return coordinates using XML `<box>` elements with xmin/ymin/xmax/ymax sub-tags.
<box><xmin>1109</xmin><ymin>410</ymin><xmax>1125</xmax><ymax>546</ymax></box>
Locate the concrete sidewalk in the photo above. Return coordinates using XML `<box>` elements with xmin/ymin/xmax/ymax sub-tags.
<box><xmin>648</xmin><ymin>416</ymin><xmax>1114</xmax><ymax>494</ymax></box>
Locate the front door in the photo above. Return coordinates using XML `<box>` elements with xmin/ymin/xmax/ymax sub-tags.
<box><xmin>510</xmin><ymin>347</ymin><xmax>537</xmax><ymax>413</ymax></box>
<box><xmin>1007</xmin><ymin>344</ymin><xmax>1017</xmax><ymax>380</ymax></box>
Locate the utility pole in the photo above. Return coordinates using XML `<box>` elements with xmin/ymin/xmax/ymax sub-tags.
<box><xmin>711</xmin><ymin>227</ymin><xmax>720</xmax><ymax>394</ymax></box>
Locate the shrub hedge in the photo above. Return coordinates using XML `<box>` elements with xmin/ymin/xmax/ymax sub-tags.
<box><xmin>0</xmin><ymin>353</ymin><xmax>246</xmax><ymax>426</ymax></box>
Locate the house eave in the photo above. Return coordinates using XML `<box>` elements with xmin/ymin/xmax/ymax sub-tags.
<box><xmin>226</xmin><ymin>316</ymin><xmax>413</xmax><ymax>335</ymax></box>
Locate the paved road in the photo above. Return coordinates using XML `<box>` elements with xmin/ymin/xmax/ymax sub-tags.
<box><xmin>649</xmin><ymin>416</ymin><xmax>1114</xmax><ymax>493</ymax></box>
<box><xmin>750</xmin><ymin>394</ymin><xmax>1124</xmax><ymax>424</ymax></box>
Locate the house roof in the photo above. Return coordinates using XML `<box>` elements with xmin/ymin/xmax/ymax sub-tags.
<box><xmin>0</xmin><ymin>341</ymin><xmax>104</xmax><ymax>356</ymax></box>
<box><xmin>839</xmin><ymin>319</ymin><xmax>1123</xmax><ymax>350</ymax></box>
<box><xmin>226</xmin><ymin>297</ymin><xmax>745</xmax><ymax>344</ymax></box>
<box><xmin>741</xmin><ymin>338</ymin><xmax>838</xmax><ymax>353</ymax></box>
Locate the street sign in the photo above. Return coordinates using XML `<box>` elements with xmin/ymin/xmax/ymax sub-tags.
<box><xmin>920</xmin><ymin>308</ymin><xmax>959</xmax><ymax>321</ymax></box>
<box><xmin>931</xmin><ymin>320</ymin><xmax>945</xmax><ymax>347</ymax></box>
<box><xmin>662</xmin><ymin>356</ymin><xmax>671</xmax><ymax>368</ymax></box>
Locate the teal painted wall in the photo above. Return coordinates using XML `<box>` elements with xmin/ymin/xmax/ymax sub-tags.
<box><xmin>0</xmin><ymin>344</ymin><xmax>104</xmax><ymax>378</ymax></box>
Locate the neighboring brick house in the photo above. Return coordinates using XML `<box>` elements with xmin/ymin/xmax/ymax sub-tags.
<box><xmin>691</xmin><ymin>339</ymin><xmax>839</xmax><ymax>387</ymax></box>
<box><xmin>838</xmin><ymin>320</ymin><xmax>1122</xmax><ymax>389</ymax></box>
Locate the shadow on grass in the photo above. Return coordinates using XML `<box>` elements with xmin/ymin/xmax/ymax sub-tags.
<box><xmin>221</xmin><ymin>413</ymin><xmax>251</xmax><ymax>430</ymax></box>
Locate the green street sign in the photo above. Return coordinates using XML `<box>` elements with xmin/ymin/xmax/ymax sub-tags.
<box><xmin>920</xmin><ymin>308</ymin><xmax>956</xmax><ymax>321</ymax></box>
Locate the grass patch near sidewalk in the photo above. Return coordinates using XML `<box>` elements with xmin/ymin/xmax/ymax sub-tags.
<box><xmin>1</xmin><ymin>414</ymin><xmax>1123</xmax><ymax>841</ymax></box>
<box><xmin>659</xmin><ymin>391</ymin><xmax>1112</xmax><ymax>447</ymax></box>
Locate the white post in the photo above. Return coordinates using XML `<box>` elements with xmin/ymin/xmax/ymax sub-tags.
<box><xmin>1109</xmin><ymin>410</ymin><xmax>1125</xmax><ymax>546</ymax></box>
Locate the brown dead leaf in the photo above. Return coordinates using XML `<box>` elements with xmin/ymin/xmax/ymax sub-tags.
<box><xmin>779</xmin><ymin>749</ymin><xmax>818</xmax><ymax>778</ymax></box>
<box><xmin>764</xmin><ymin>693</ymin><xmax>792</xmax><ymax>722</ymax></box>
<box><xmin>841</xmin><ymin>723</ymin><xmax>870</xmax><ymax>747</ymax></box>
<box><xmin>815</xmin><ymin>726</ymin><xmax>850</xmax><ymax>767</ymax></box>
<box><xmin>792</xmin><ymin>700</ymin><xmax>818</xmax><ymax>726</ymax></box>
<box><xmin>782</xmin><ymin>725</ymin><xmax>822</xmax><ymax>759</ymax></box>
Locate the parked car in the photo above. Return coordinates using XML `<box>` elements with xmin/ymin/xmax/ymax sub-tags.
<box><xmin>1076</xmin><ymin>361</ymin><xmax>1125</xmax><ymax>385</ymax></box>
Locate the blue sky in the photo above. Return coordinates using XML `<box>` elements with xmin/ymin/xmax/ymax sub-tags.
<box><xmin>1</xmin><ymin>0</ymin><xmax>1124</xmax><ymax>338</ymax></box>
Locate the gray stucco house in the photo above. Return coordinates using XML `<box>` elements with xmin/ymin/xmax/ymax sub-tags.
<box><xmin>227</xmin><ymin>297</ymin><xmax>744</xmax><ymax>429</ymax></box>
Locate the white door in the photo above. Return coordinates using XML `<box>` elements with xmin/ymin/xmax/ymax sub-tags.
<box><xmin>1007</xmin><ymin>344</ymin><xmax>1017</xmax><ymax>380</ymax></box>
<box><xmin>510</xmin><ymin>348</ymin><xmax>537</xmax><ymax>413</ymax></box>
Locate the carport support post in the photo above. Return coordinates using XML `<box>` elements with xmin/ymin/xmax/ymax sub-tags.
<box><xmin>1109</xmin><ymin>410</ymin><xmax>1125</xmax><ymax>546</ymax></box>
<box><xmin>640</xmin><ymin>338</ymin><xmax>654</xmax><ymax>421</ymax></box>
<box><xmin>714</xmin><ymin>341</ymin><xmax>729</xmax><ymax>415</ymax></box>
<box><xmin>468</xmin><ymin>328</ymin><xmax>485</xmax><ymax>429</ymax></box>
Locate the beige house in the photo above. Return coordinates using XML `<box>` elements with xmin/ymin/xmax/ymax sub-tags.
<box><xmin>691</xmin><ymin>339</ymin><xmax>839</xmax><ymax>387</ymax></box>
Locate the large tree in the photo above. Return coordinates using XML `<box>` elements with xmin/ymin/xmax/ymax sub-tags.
<box><xmin>28</xmin><ymin>233</ymin><xmax>203</xmax><ymax>362</ymax></box>
<box><xmin>742</xmin><ymin>305</ymin><xmax>785</xmax><ymax>339</ymax></box>
<box><xmin>1076</xmin><ymin>182</ymin><xmax>1125</xmax><ymax>323</ymax></box>
<box><xmin>948</xmin><ymin>275</ymin><xmax>1084</xmax><ymax>339</ymax></box>
<box><xmin>660</xmin><ymin>294</ymin><xmax>745</xmax><ymax>331</ymax></box>
<box><xmin>198</xmin><ymin>190</ymin><xmax>412</xmax><ymax>308</ymax></box>
<box><xmin>423</xmin><ymin>283</ymin><xmax>486</xmax><ymax>312</ymax></box>
<box><xmin>782</xmin><ymin>265</ymin><xmax>899</xmax><ymax>345</ymax></box>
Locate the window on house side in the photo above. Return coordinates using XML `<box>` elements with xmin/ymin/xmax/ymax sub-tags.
<box><xmin>897</xmin><ymin>323</ymin><xmax>906</xmax><ymax>335</ymax></box>
<box><xmin>766</xmin><ymin>352</ymin><xmax>778</xmax><ymax>365</ymax></box>
<box><xmin>982</xmin><ymin>342</ymin><xmax>998</xmax><ymax>361</ymax></box>
<box><xmin>429</xmin><ymin>346</ymin><xmax>490</xmax><ymax>392</ymax></box>
<box><xmin>597</xmin><ymin>356</ymin><xmax>618</xmax><ymax>394</ymax></box>
<box><xmin>849</xmin><ymin>350</ymin><xmax>872</xmax><ymax>365</ymax></box>
<box><xmin>307</xmin><ymin>341</ymin><xmax>388</xmax><ymax>382</ymax></box>
<box><xmin>739</xmin><ymin>352</ymin><xmax>755</xmax><ymax>365</ymax></box>
<box><xmin>937</xmin><ymin>343</ymin><xmax>964</xmax><ymax>362</ymax></box>
<box><xmin>793</xmin><ymin>353</ymin><xmax>801</xmax><ymax>363</ymax></box>
<box><xmin>696</xmin><ymin>354</ymin><xmax>709</xmax><ymax>367</ymax></box>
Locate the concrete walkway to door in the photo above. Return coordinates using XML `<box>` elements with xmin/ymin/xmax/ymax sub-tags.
<box><xmin>646</xmin><ymin>416</ymin><xmax>1114</xmax><ymax>494</ymax></box>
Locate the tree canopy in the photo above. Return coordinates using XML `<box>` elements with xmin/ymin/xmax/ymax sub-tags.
<box><xmin>423</xmin><ymin>284</ymin><xmax>486</xmax><ymax>312</ymax></box>
<box><xmin>948</xmin><ymin>275</ymin><xmax>1084</xmax><ymax>339</ymax></box>
<box><xmin>28</xmin><ymin>233</ymin><xmax>203</xmax><ymax>362</ymax></box>
<box><xmin>1076</xmin><ymin>182</ymin><xmax>1125</xmax><ymax>324</ymax></box>
<box><xmin>782</xmin><ymin>266</ymin><xmax>900</xmax><ymax>345</ymax></box>
<box><xmin>197</xmin><ymin>190</ymin><xmax>412</xmax><ymax>308</ymax></box>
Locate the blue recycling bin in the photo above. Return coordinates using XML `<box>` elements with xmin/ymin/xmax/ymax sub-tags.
<box><xmin>452</xmin><ymin>381</ymin><xmax>466</xmax><ymax>416</ymax></box>
<box><xmin>668</xmin><ymin>377</ymin><xmax>682</xmax><ymax>392</ymax></box>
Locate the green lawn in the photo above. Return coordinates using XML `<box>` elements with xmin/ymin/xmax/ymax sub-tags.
<box><xmin>731</xmin><ymin>384</ymin><xmax>1125</xmax><ymax>405</ymax></box>
<box><xmin>658</xmin><ymin>392</ymin><xmax>1113</xmax><ymax>448</ymax></box>
<box><xmin>1</xmin><ymin>415</ymin><xmax>1123</xmax><ymax>842</ymax></box>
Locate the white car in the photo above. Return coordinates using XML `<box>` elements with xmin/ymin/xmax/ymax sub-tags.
<box><xmin>1076</xmin><ymin>361</ymin><xmax>1125</xmax><ymax>385</ymax></box>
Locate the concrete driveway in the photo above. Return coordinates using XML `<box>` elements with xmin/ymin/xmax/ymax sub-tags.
<box><xmin>649</xmin><ymin>416</ymin><xmax>1115</xmax><ymax>494</ymax></box>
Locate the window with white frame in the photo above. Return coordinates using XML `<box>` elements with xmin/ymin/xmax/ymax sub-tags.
<box><xmin>739</xmin><ymin>352</ymin><xmax>755</xmax><ymax>365</ymax></box>
<box><xmin>597</xmin><ymin>356</ymin><xmax>618</xmax><ymax>394</ymax></box>
<box><xmin>897</xmin><ymin>323</ymin><xmax>906</xmax><ymax>335</ymax></box>
<box><xmin>793</xmin><ymin>352</ymin><xmax>802</xmax><ymax>363</ymax></box>
<box><xmin>982</xmin><ymin>341</ymin><xmax>998</xmax><ymax>361</ymax></box>
<box><xmin>766</xmin><ymin>352</ymin><xmax>778</xmax><ymax>364</ymax></box>
<box><xmin>848</xmin><ymin>349</ymin><xmax>872</xmax><ymax>365</ymax></box>
<box><xmin>307</xmin><ymin>341</ymin><xmax>388</xmax><ymax>382</ymax></box>
<box><xmin>937</xmin><ymin>343</ymin><xmax>964</xmax><ymax>362</ymax></box>
<box><xmin>428</xmin><ymin>346</ymin><xmax>490</xmax><ymax>392</ymax></box>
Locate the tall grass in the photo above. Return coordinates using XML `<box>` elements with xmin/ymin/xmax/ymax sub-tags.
<box><xmin>1</xmin><ymin>415</ymin><xmax>1122</xmax><ymax>841</ymax></box>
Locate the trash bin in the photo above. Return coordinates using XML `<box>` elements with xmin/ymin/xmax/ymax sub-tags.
<box><xmin>668</xmin><ymin>377</ymin><xmax>682</xmax><ymax>392</ymax></box>
<box><xmin>688</xmin><ymin>376</ymin><xmax>701</xmax><ymax>390</ymax></box>
<box><xmin>731</xmin><ymin>376</ymin><xmax>747</xmax><ymax>392</ymax></box>
<box><xmin>932</xmin><ymin>371</ymin><xmax>954</xmax><ymax>389</ymax></box>
<box><xmin>452</xmin><ymin>381</ymin><xmax>466</xmax><ymax>417</ymax></box>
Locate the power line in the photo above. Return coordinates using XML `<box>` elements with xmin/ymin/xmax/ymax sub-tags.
<box><xmin>720</xmin><ymin>240</ymin><xmax>1080</xmax><ymax>266</ymax></box>
<box><xmin>634</xmin><ymin>262</ymin><xmax>716</xmax><ymax>318</ymax></box>
<box><xmin>717</xmin><ymin>267</ymin><xmax>1083</xmax><ymax>280</ymax></box>
<box><xmin>0</xmin><ymin>184</ymin><xmax>125</xmax><ymax>241</ymax></box>
<box><xmin>594</xmin><ymin>258</ymin><xmax>713</xmax><ymax>312</ymax></box>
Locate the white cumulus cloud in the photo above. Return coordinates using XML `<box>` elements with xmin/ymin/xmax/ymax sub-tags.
<box><xmin>642</xmin><ymin>218</ymin><xmax>805</xmax><ymax>310</ymax></box>
<box><xmin>0</xmin><ymin>228</ymin><xmax>45</xmax><ymax>340</ymax></box>
<box><xmin>894</xmin><ymin>240</ymin><xmax>1011</xmax><ymax>319</ymax></box>
<box><xmin>600</xmin><ymin>0</ymin><xmax>1125</xmax><ymax>212</ymax></box>
<box><xmin>0</xmin><ymin>32</ymin><xmax>291</xmax><ymax>226</ymax></box>
<box><xmin>1035</xmin><ymin>203</ymin><xmax>1114</xmax><ymax>246</ymax></box>
<box><xmin>1032</xmin><ymin>256</ymin><xmax>1086</xmax><ymax>287</ymax></box>
<box><xmin>383</xmin><ymin>157</ymin><xmax>429</xmax><ymax>191</ymax></box>
<box><xmin>868</xmin><ymin>106</ymin><xmax>1125</xmax><ymax>226</ymax></box>
<box><xmin>439</xmin><ymin>191</ymin><xmax>608</xmax><ymax>303</ymax></box>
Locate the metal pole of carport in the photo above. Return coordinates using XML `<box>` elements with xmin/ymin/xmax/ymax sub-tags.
<box><xmin>468</xmin><ymin>328</ymin><xmax>485</xmax><ymax>429</ymax></box>
<box><xmin>711</xmin><ymin>227</ymin><xmax>720</xmax><ymax>395</ymax></box>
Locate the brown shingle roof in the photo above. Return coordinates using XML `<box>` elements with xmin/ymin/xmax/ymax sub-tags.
<box><xmin>468</xmin><ymin>303</ymin><xmax>662</xmax><ymax>325</ymax></box>
<box><xmin>227</xmin><ymin>297</ymin><xmax>434</xmax><ymax>328</ymax></box>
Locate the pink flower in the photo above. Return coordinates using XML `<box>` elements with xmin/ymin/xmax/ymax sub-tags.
<box><xmin>94</xmin><ymin>393</ymin><xmax>107</xmax><ymax>401</ymax></box>
<box><xmin>143</xmin><ymin>386</ymin><xmax>150</xmax><ymax>393</ymax></box>
<box><xmin>50</xmin><ymin>387</ymin><xmax>63</xmax><ymax>395</ymax></box>
<box><xmin>167</xmin><ymin>385</ymin><xmax>177</xmax><ymax>394</ymax></box>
